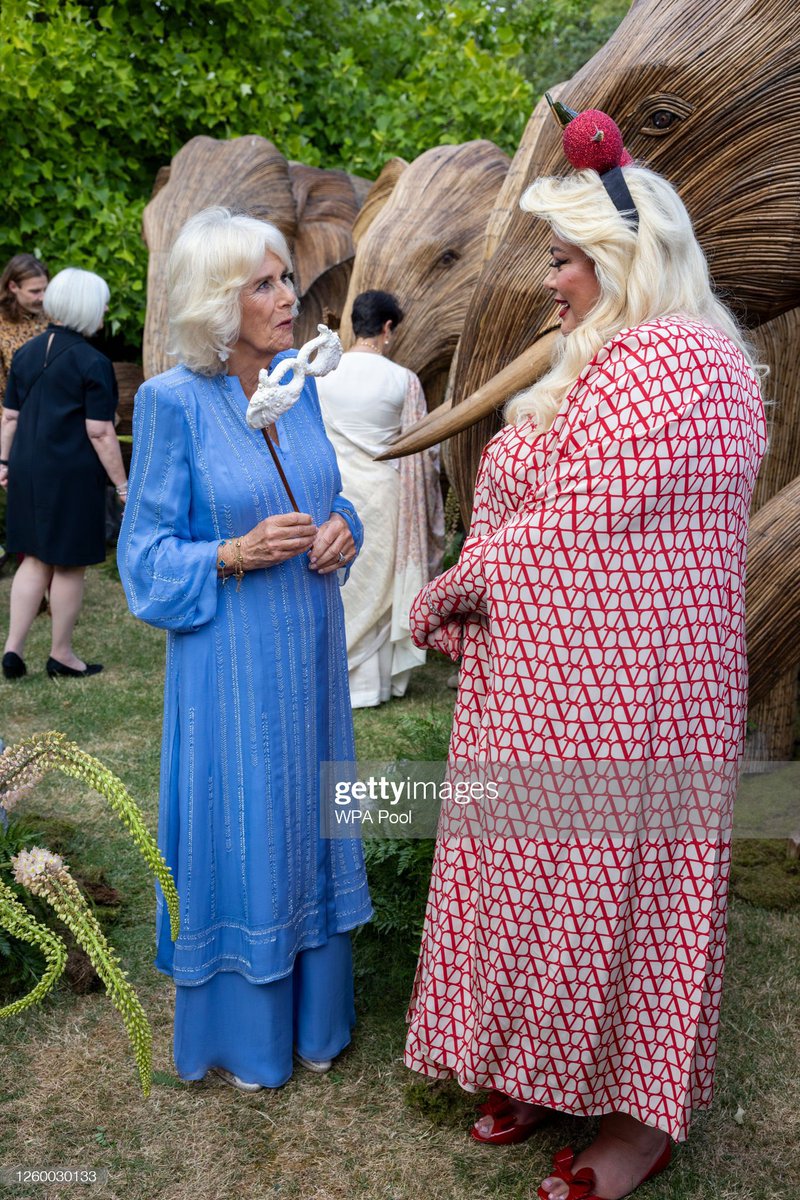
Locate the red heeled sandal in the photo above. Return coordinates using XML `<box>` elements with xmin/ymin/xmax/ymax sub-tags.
<box><xmin>537</xmin><ymin>1146</ymin><xmax>596</xmax><ymax>1199</ymax></box>
<box><xmin>537</xmin><ymin>1141</ymin><xmax>672</xmax><ymax>1200</ymax></box>
<box><xmin>471</xmin><ymin>1090</ymin><xmax>551</xmax><ymax>1146</ymax></box>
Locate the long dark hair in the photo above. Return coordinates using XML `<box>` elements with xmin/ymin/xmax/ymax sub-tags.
<box><xmin>0</xmin><ymin>253</ymin><xmax>49</xmax><ymax>322</ymax></box>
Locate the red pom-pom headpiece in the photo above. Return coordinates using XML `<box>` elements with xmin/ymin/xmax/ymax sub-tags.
<box><xmin>546</xmin><ymin>93</ymin><xmax>638</xmax><ymax>231</ymax></box>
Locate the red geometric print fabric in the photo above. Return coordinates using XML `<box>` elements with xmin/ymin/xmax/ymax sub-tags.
<box><xmin>403</xmin><ymin>321</ymin><xmax>766</xmax><ymax>1142</ymax></box>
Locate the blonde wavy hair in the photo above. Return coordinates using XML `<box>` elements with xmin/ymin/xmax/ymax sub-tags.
<box><xmin>167</xmin><ymin>207</ymin><xmax>293</xmax><ymax>376</ymax></box>
<box><xmin>505</xmin><ymin>167</ymin><xmax>757</xmax><ymax>432</ymax></box>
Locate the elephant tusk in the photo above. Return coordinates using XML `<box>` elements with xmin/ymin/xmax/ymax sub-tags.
<box><xmin>376</xmin><ymin>328</ymin><xmax>560</xmax><ymax>459</ymax></box>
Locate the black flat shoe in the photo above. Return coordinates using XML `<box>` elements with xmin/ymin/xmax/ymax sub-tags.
<box><xmin>46</xmin><ymin>657</ymin><xmax>103</xmax><ymax>679</ymax></box>
<box><xmin>2</xmin><ymin>651</ymin><xmax>26</xmax><ymax>679</ymax></box>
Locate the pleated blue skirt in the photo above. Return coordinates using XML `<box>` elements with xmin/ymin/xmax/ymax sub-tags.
<box><xmin>173</xmin><ymin>934</ymin><xmax>355</xmax><ymax>1087</ymax></box>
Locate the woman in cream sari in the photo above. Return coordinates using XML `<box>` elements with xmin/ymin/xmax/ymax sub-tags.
<box><xmin>317</xmin><ymin>291</ymin><xmax>443</xmax><ymax>708</ymax></box>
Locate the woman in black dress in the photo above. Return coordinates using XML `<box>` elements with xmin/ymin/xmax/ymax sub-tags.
<box><xmin>0</xmin><ymin>268</ymin><xmax>127</xmax><ymax>679</ymax></box>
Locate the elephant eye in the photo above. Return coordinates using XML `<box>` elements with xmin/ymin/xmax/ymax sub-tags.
<box><xmin>636</xmin><ymin>94</ymin><xmax>693</xmax><ymax>138</ymax></box>
<box><xmin>439</xmin><ymin>249</ymin><xmax>460</xmax><ymax>267</ymax></box>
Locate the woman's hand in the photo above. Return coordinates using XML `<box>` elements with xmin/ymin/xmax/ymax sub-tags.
<box><xmin>307</xmin><ymin>513</ymin><xmax>356</xmax><ymax>574</ymax></box>
<box><xmin>86</xmin><ymin>419</ymin><xmax>127</xmax><ymax>498</ymax></box>
<box><xmin>0</xmin><ymin>464</ymin><xmax>8</xmax><ymax>491</ymax></box>
<box><xmin>239</xmin><ymin>512</ymin><xmax>318</xmax><ymax>569</ymax></box>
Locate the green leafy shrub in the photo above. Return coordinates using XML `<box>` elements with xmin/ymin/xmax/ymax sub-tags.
<box><xmin>363</xmin><ymin>711</ymin><xmax>452</xmax><ymax>955</ymax></box>
<box><xmin>1</xmin><ymin>1</ymin><xmax>632</xmax><ymax>352</ymax></box>
<box><xmin>0</xmin><ymin>0</ymin><xmax>558</xmax><ymax>349</ymax></box>
<box><xmin>731</xmin><ymin>840</ymin><xmax>800</xmax><ymax>911</ymax></box>
<box><xmin>363</xmin><ymin>837</ymin><xmax>436</xmax><ymax>954</ymax></box>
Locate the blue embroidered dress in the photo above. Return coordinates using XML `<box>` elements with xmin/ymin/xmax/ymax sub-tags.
<box><xmin>118</xmin><ymin>353</ymin><xmax>371</xmax><ymax>1078</ymax></box>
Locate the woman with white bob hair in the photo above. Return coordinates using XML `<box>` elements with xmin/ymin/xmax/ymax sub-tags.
<box><xmin>405</xmin><ymin>107</ymin><xmax>766</xmax><ymax>1200</ymax></box>
<box><xmin>118</xmin><ymin>207</ymin><xmax>371</xmax><ymax>1091</ymax></box>
<box><xmin>1</xmin><ymin>267</ymin><xmax>126</xmax><ymax>679</ymax></box>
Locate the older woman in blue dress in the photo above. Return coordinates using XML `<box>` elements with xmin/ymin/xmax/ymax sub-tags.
<box><xmin>118</xmin><ymin>207</ymin><xmax>371</xmax><ymax>1090</ymax></box>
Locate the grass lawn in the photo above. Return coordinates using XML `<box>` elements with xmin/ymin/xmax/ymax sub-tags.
<box><xmin>0</xmin><ymin>560</ymin><xmax>798</xmax><ymax>1200</ymax></box>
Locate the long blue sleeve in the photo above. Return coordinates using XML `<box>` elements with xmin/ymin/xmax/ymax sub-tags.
<box><xmin>118</xmin><ymin>376</ymin><xmax>220</xmax><ymax>632</ymax></box>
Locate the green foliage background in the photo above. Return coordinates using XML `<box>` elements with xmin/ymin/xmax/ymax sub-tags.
<box><xmin>0</xmin><ymin>0</ymin><xmax>628</xmax><ymax>351</ymax></box>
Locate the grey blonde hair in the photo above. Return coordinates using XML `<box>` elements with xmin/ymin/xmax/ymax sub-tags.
<box><xmin>505</xmin><ymin>167</ymin><xmax>757</xmax><ymax>432</ymax></box>
<box><xmin>167</xmin><ymin>207</ymin><xmax>293</xmax><ymax>376</ymax></box>
<box><xmin>43</xmin><ymin>268</ymin><xmax>109</xmax><ymax>337</ymax></box>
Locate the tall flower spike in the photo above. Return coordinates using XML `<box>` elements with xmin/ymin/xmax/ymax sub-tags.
<box><xmin>0</xmin><ymin>732</ymin><xmax>179</xmax><ymax>939</ymax></box>
<box><xmin>0</xmin><ymin>739</ymin><xmax>48</xmax><ymax>814</ymax></box>
<box><xmin>11</xmin><ymin>849</ymin><xmax>153</xmax><ymax>1096</ymax></box>
<box><xmin>0</xmin><ymin>877</ymin><xmax>67</xmax><ymax>1018</ymax></box>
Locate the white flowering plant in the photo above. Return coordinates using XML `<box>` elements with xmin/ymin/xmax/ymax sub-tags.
<box><xmin>0</xmin><ymin>731</ymin><xmax>180</xmax><ymax>1096</ymax></box>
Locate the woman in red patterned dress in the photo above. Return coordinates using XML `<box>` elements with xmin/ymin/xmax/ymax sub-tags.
<box><xmin>404</xmin><ymin>156</ymin><xmax>766</xmax><ymax>1200</ymax></box>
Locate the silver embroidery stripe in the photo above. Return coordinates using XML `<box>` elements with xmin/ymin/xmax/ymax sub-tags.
<box><xmin>261</xmin><ymin>711</ymin><xmax>280</xmax><ymax>914</ymax></box>
<box><xmin>185</xmin><ymin>705</ymin><xmax>195</xmax><ymax>924</ymax></box>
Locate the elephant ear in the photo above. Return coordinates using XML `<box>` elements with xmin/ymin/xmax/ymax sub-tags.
<box><xmin>352</xmin><ymin>157</ymin><xmax>408</xmax><ymax>248</ymax></box>
<box><xmin>287</xmin><ymin>163</ymin><xmax>371</xmax><ymax>345</ymax></box>
<box><xmin>448</xmin><ymin>0</ymin><xmax>800</xmax><ymax>515</ymax></box>
<box><xmin>142</xmin><ymin>135</ymin><xmax>297</xmax><ymax>379</ymax></box>
<box><xmin>340</xmin><ymin>141</ymin><xmax>509</xmax><ymax>399</ymax></box>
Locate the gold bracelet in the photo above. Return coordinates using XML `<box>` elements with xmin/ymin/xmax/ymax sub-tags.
<box><xmin>217</xmin><ymin>537</ymin><xmax>245</xmax><ymax>587</ymax></box>
<box><xmin>233</xmin><ymin>538</ymin><xmax>245</xmax><ymax>590</ymax></box>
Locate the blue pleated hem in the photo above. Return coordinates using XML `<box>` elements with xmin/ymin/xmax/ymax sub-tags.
<box><xmin>172</xmin><ymin>933</ymin><xmax>356</xmax><ymax>1087</ymax></box>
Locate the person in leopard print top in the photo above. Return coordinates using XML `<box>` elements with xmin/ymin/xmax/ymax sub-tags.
<box><xmin>0</xmin><ymin>254</ymin><xmax>49</xmax><ymax>570</ymax></box>
<box><xmin>0</xmin><ymin>253</ymin><xmax>49</xmax><ymax>407</ymax></box>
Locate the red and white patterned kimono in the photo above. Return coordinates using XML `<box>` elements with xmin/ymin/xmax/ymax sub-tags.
<box><xmin>404</xmin><ymin>319</ymin><xmax>766</xmax><ymax>1142</ymax></box>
